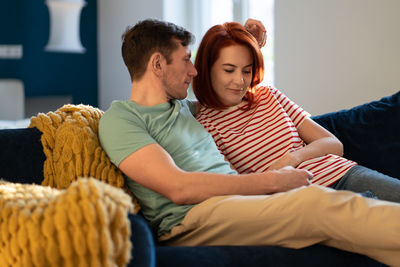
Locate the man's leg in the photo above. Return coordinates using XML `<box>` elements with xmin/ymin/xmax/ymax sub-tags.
<box><xmin>160</xmin><ymin>185</ymin><xmax>400</xmax><ymax>266</ymax></box>
<box><xmin>333</xmin><ymin>165</ymin><xmax>400</xmax><ymax>203</ymax></box>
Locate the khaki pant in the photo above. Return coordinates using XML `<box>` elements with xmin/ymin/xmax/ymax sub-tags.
<box><xmin>160</xmin><ymin>185</ymin><xmax>400</xmax><ymax>266</ymax></box>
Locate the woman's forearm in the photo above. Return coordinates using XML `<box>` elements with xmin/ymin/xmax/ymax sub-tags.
<box><xmin>291</xmin><ymin>136</ymin><xmax>343</xmax><ymax>163</ymax></box>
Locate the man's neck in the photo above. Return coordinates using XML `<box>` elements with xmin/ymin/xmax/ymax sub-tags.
<box><xmin>129</xmin><ymin>77</ymin><xmax>168</xmax><ymax>106</ymax></box>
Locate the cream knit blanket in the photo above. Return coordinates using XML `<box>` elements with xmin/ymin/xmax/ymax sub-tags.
<box><xmin>0</xmin><ymin>178</ymin><xmax>133</xmax><ymax>267</ymax></box>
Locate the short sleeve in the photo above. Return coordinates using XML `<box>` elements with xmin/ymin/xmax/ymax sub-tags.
<box><xmin>99</xmin><ymin>102</ymin><xmax>156</xmax><ymax>167</ymax></box>
<box><xmin>268</xmin><ymin>87</ymin><xmax>311</xmax><ymax>128</ymax></box>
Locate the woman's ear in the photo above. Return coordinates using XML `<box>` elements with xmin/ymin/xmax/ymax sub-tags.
<box><xmin>149</xmin><ymin>52</ymin><xmax>165</xmax><ymax>77</ymax></box>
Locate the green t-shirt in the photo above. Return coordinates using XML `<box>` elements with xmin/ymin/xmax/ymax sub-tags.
<box><xmin>99</xmin><ymin>99</ymin><xmax>235</xmax><ymax>236</ymax></box>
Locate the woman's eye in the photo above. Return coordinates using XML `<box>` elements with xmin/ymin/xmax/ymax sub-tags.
<box><xmin>224</xmin><ymin>69</ymin><xmax>234</xmax><ymax>73</ymax></box>
<box><xmin>243</xmin><ymin>70</ymin><xmax>252</xmax><ymax>74</ymax></box>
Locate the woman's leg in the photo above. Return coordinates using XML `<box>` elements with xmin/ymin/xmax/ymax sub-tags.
<box><xmin>159</xmin><ymin>185</ymin><xmax>400</xmax><ymax>266</ymax></box>
<box><xmin>332</xmin><ymin>165</ymin><xmax>400</xmax><ymax>203</ymax></box>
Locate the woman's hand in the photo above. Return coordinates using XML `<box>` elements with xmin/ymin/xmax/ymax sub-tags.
<box><xmin>268</xmin><ymin>152</ymin><xmax>302</xmax><ymax>170</ymax></box>
<box><xmin>244</xmin><ymin>18</ymin><xmax>267</xmax><ymax>48</ymax></box>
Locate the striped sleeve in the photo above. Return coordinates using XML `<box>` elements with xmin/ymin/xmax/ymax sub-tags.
<box><xmin>268</xmin><ymin>87</ymin><xmax>311</xmax><ymax>128</ymax></box>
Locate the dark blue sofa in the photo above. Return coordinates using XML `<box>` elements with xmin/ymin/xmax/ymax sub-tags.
<box><xmin>1</xmin><ymin>91</ymin><xmax>399</xmax><ymax>266</ymax></box>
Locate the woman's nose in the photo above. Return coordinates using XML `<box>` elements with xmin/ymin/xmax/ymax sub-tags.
<box><xmin>234</xmin><ymin>74</ymin><xmax>245</xmax><ymax>86</ymax></box>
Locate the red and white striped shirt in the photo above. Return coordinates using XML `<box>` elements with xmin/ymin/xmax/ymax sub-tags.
<box><xmin>196</xmin><ymin>86</ymin><xmax>357</xmax><ymax>186</ymax></box>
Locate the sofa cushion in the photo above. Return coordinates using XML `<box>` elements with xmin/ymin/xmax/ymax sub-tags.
<box><xmin>0</xmin><ymin>127</ymin><xmax>45</xmax><ymax>184</ymax></box>
<box><xmin>155</xmin><ymin>244</ymin><xmax>381</xmax><ymax>267</ymax></box>
<box><xmin>312</xmin><ymin>91</ymin><xmax>400</xmax><ymax>179</ymax></box>
<box><xmin>28</xmin><ymin>104</ymin><xmax>141</xmax><ymax>214</ymax></box>
<box><xmin>29</xmin><ymin>104</ymin><xmax>125</xmax><ymax>189</ymax></box>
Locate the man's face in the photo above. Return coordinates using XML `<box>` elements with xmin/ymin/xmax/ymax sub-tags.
<box><xmin>162</xmin><ymin>43</ymin><xmax>198</xmax><ymax>100</ymax></box>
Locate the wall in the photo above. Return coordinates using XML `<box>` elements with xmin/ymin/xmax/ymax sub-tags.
<box><xmin>275</xmin><ymin>0</ymin><xmax>400</xmax><ymax>115</ymax></box>
<box><xmin>3</xmin><ymin>1</ymin><xmax>397</xmax><ymax>114</ymax></box>
<box><xmin>0</xmin><ymin>0</ymin><xmax>98</xmax><ymax>113</ymax></box>
<box><xmin>98</xmin><ymin>0</ymin><xmax>163</xmax><ymax>110</ymax></box>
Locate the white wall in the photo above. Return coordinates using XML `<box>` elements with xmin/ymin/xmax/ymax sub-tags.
<box><xmin>98</xmin><ymin>0</ymin><xmax>400</xmax><ymax>114</ymax></box>
<box><xmin>98</xmin><ymin>0</ymin><xmax>163</xmax><ymax>110</ymax></box>
<box><xmin>275</xmin><ymin>0</ymin><xmax>400</xmax><ymax>115</ymax></box>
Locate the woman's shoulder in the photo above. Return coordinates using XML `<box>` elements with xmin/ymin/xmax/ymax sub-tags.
<box><xmin>256</xmin><ymin>85</ymin><xmax>278</xmax><ymax>94</ymax></box>
<box><xmin>252</xmin><ymin>85</ymin><xmax>279</xmax><ymax>101</ymax></box>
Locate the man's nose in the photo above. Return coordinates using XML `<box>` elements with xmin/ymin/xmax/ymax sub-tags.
<box><xmin>190</xmin><ymin>62</ymin><xmax>198</xmax><ymax>77</ymax></box>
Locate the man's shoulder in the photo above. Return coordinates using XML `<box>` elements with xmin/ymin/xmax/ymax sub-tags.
<box><xmin>100</xmin><ymin>100</ymin><xmax>143</xmax><ymax>132</ymax></box>
<box><xmin>102</xmin><ymin>100</ymin><xmax>140</xmax><ymax>119</ymax></box>
<box><xmin>176</xmin><ymin>99</ymin><xmax>196</xmax><ymax>115</ymax></box>
<box><xmin>175</xmin><ymin>98</ymin><xmax>191</xmax><ymax>106</ymax></box>
<box><xmin>105</xmin><ymin>100</ymin><xmax>132</xmax><ymax>113</ymax></box>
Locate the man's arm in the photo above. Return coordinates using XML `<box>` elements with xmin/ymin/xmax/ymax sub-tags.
<box><xmin>119</xmin><ymin>143</ymin><xmax>312</xmax><ymax>205</ymax></box>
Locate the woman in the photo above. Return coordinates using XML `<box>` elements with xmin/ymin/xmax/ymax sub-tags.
<box><xmin>192</xmin><ymin>21</ymin><xmax>400</xmax><ymax>202</ymax></box>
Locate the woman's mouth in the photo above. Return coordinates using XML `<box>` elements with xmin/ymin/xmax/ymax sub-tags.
<box><xmin>227</xmin><ymin>88</ymin><xmax>245</xmax><ymax>94</ymax></box>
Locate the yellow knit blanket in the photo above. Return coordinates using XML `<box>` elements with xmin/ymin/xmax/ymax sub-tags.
<box><xmin>29</xmin><ymin>104</ymin><xmax>140</xmax><ymax>214</ymax></box>
<box><xmin>0</xmin><ymin>178</ymin><xmax>133</xmax><ymax>267</ymax></box>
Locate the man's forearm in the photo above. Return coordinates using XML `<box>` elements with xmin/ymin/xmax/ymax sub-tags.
<box><xmin>168</xmin><ymin>168</ymin><xmax>312</xmax><ymax>205</ymax></box>
<box><xmin>120</xmin><ymin>143</ymin><xmax>311</xmax><ymax>205</ymax></box>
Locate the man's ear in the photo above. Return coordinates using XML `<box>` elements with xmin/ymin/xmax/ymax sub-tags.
<box><xmin>149</xmin><ymin>52</ymin><xmax>165</xmax><ymax>77</ymax></box>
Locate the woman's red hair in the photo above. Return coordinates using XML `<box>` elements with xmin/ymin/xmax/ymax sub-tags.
<box><xmin>193</xmin><ymin>22</ymin><xmax>264</xmax><ymax>110</ymax></box>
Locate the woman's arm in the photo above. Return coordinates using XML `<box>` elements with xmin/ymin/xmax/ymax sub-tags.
<box><xmin>268</xmin><ymin>118</ymin><xmax>343</xmax><ymax>170</ymax></box>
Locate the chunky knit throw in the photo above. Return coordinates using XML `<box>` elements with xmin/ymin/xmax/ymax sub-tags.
<box><xmin>0</xmin><ymin>178</ymin><xmax>134</xmax><ymax>267</ymax></box>
<box><xmin>29</xmin><ymin>104</ymin><xmax>140</xmax><ymax>214</ymax></box>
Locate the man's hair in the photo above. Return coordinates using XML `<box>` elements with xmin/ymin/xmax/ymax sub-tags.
<box><xmin>192</xmin><ymin>22</ymin><xmax>264</xmax><ymax>110</ymax></box>
<box><xmin>121</xmin><ymin>19</ymin><xmax>195</xmax><ymax>81</ymax></box>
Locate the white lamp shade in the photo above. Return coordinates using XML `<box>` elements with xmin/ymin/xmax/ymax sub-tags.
<box><xmin>45</xmin><ymin>0</ymin><xmax>86</xmax><ymax>53</ymax></box>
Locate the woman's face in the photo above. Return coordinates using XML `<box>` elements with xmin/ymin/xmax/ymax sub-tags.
<box><xmin>210</xmin><ymin>44</ymin><xmax>253</xmax><ymax>107</ymax></box>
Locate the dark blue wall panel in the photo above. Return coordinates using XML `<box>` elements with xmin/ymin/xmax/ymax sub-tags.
<box><xmin>0</xmin><ymin>0</ymin><xmax>97</xmax><ymax>106</ymax></box>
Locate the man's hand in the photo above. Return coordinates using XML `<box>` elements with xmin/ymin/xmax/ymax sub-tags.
<box><xmin>244</xmin><ymin>18</ymin><xmax>267</xmax><ymax>48</ymax></box>
<box><xmin>269</xmin><ymin>166</ymin><xmax>312</xmax><ymax>193</ymax></box>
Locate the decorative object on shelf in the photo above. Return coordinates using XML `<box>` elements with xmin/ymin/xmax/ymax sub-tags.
<box><xmin>45</xmin><ymin>0</ymin><xmax>87</xmax><ymax>53</ymax></box>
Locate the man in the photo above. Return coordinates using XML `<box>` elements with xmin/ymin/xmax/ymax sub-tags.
<box><xmin>99</xmin><ymin>19</ymin><xmax>400</xmax><ymax>266</ymax></box>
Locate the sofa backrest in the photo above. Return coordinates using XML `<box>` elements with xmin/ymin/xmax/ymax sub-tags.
<box><xmin>312</xmin><ymin>91</ymin><xmax>400</xmax><ymax>179</ymax></box>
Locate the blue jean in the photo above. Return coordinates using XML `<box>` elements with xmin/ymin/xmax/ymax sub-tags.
<box><xmin>330</xmin><ymin>165</ymin><xmax>400</xmax><ymax>203</ymax></box>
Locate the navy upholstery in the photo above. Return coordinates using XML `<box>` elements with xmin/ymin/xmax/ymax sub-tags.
<box><xmin>313</xmin><ymin>91</ymin><xmax>400</xmax><ymax>178</ymax></box>
<box><xmin>0</xmin><ymin>127</ymin><xmax>44</xmax><ymax>184</ymax></box>
<box><xmin>156</xmin><ymin>245</ymin><xmax>380</xmax><ymax>267</ymax></box>
<box><xmin>3</xmin><ymin>91</ymin><xmax>399</xmax><ymax>266</ymax></box>
<box><xmin>128</xmin><ymin>214</ymin><xmax>156</xmax><ymax>267</ymax></box>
